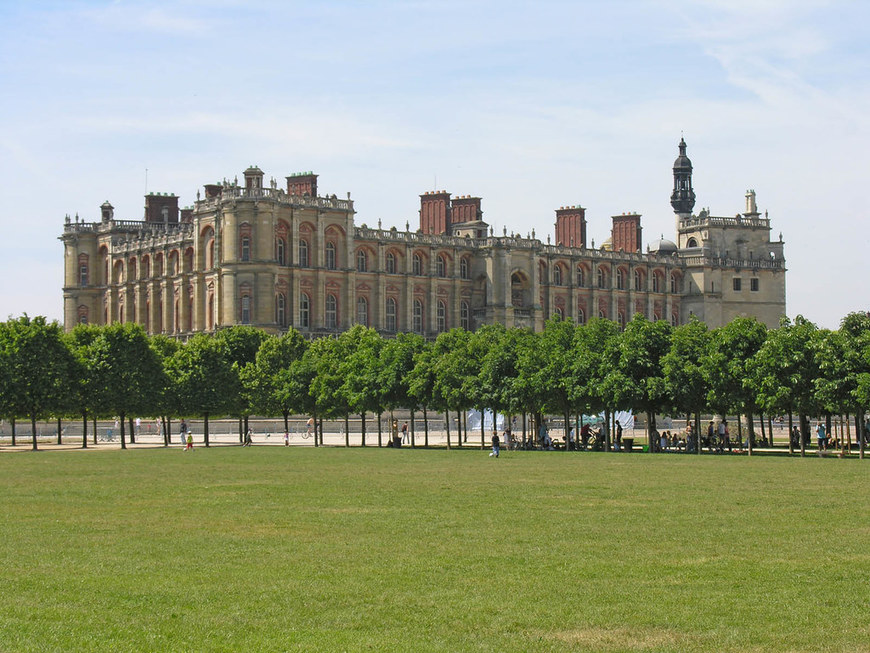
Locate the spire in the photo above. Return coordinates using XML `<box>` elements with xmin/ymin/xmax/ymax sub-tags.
<box><xmin>671</xmin><ymin>137</ymin><xmax>695</xmax><ymax>215</ymax></box>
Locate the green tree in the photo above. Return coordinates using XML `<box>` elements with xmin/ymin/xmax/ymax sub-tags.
<box><xmin>517</xmin><ymin>318</ymin><xmax>577</xmax><ymax>444</ymax></box>
<box><xmin>338</xmin><ymin>326</ymin><xmax>385</xmax><ymax>446</ymax></box>
<box><xmin>0</xmin><ymin>315</ymin><xmax>74</xmax><ymax>450</ymax></box>
<box><xmin>168</xmin><ymin>334</ymin><xmax>240</xmax><ymax>446</ymax></box>
<box><xmin>249</xmin><ymin>330</ymin><xmax>308</xmax><ymax>433</ymax></box>
<box><xmin>611</xmin><ymin>314</ymin><xmax>673</xmax><ymax>451</ymax></box>
<box><xmin>752</xmin><ymin>316</ymin><xmax>818</xmax><ymax>455</ymax></box>
<box><xmin>89</xmin><ymin>323</ymin><xmax>165</xmax><ymax>449</ymax></box>
<box><xmin>662</xmin><ymin>318</ymin><xmax>710</xmax><ymax>450</ymax></box>
<box><xmin>150</xmin><ymin>334</ymin><xmax>182</xmax><ymax>444</ymax></box>
<box><xmin>705</xmin><ymin>316</ymin><xmax>768</xmax><ymax>451</ymax></box>
<box><xmin>215</xmin><ymin>326</ymin><xmax>270</xmax><ymax>439</ymax></box>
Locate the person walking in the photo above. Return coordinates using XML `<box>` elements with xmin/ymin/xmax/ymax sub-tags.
<box><xmin>490</xmin><ymin>430</ymin><xmax>500</xmax><ymax>458</ymax></box>
<box><xmin>401</xmin><ymin>421</ymin><xmax>409</xmax><ymax>445</ymax></box>
<box><xmin>184</xmin><ymin>433</ymin><xmax>193</xmax><ymax>452</ymax></box>
<box><xmin>179</xmin><ymin>419</ymin><xmax>188</xmax><ymax>446</ymax></box>
<box><xmin>816</xmin><ymin>422</ymin><xmax>826</xmax><ymax>451</ymax></box>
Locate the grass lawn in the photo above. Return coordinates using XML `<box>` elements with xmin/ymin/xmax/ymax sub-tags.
<box><xmin>1</xmin><ymin>446</ymin><xmax>868</xmax><ymax>652</ymax></box>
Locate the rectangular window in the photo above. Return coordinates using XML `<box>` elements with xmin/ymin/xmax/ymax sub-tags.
<box><xmin>750</xmin><ymin>278</ymin><xmax>759</xmax><ymax>292</ymax></box>
<box><xmin>733</xmin><ymin>278</ymin><xmax>742</xmax><ymax>292</ymax></box>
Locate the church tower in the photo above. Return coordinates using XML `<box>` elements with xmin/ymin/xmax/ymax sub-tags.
<box><xmin>670</xmin><ymin>137</ymin><xmax>695</xmax><ymax>221</ymax></box>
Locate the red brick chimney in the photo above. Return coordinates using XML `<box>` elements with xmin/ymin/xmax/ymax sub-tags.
<box><xmin>450</xmin><ymin>195</ymin><xmax>482</xmax><ymax>225</ymax></box>
<box><xmin>419</xmin><ymin>191</ymin><xmax>451</xmax><ymax>234</ymax></box>
<box><xmin>555</xmin><ymin>206</ymin><xmax>587</xmax><ymax>247</ymax></box>
<box><xmin>144</xmin><ymin>193</ymin><xmax>179</xmax><ymax>223</ymax></box>
<box><xmin>286</xmin><ymin>172</ymin><xmax>318</xmax><ymax>197</ymax></box>
<box><xmin>611</xmin><ymin>213</ymin><xmax>642</xmax><ymax>252</ymax></box>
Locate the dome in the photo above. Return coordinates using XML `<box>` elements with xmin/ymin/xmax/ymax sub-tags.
<box><xmin>650</xmin><ymin>237</ymin><xmax>678</xmax><ymax>255</ymax></box>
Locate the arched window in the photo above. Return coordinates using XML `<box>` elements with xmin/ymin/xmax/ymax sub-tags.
<box><xmin>687</xmin><ymin>237</ymin><xmax>698</xmax><ymax>248</ymax></box>
<box><xmin>460</xmin><ymin>257</ymin><xmax>470</xmax><ymax>280</ymax></box>
<box><xmin>325</xmin><ymin>242</ymin><xmax>337</xmax><ymax>270</ymax></box>
<box><xmin>413</xmin><ymin>253</ymin><xmax>423</xmax><ymax>275</ymax></box>
<box><xmin>276</xmin><ymin>293</ymin><xmax>286</xmax><ymax>327</ymax></box>
<box><xmin>386</xmin><ymin>297</ymin><xmax>397</xmax><ymax>332</ymax></box>
<box><xmin>460</xmin><ymin>301</ymin><xmax>470</xmax><ymax>330</ymax></box>
<box><xmin>576</xmin><ymin>266</ymin><xmax>585</xmax><ymax>287</ymax></box>
<box><xmin>554</xmin><ymin>307</ymin><xmax>565</xmax><ymax>320</ymax></box>
<box><xmin>325</xmin><ymin>294</ymin><xmax>338</xmax><ymax>328</ymax></box>
<box><xmin>577</xmin><ymin>307</ymin><xmax>585</xmax><ymax>325</ymax></box>
<box><xmin>207</xmin><ymin>240</ymin><xmax>215</xmax><ymax>269</ymax></box>
<box><xmin>298</xmin><ymin>239</ymin><xmax>309</xmax><ymax>268</ymax></box>
<box><xmin>597</xmin><ymin>267</ymin><xmax>607</xmax><ymax>289</ymax></box>
<box><xmin>553</xmin><ymin>266</ymin><xmax>563</xmax><ymax>286</ymax></box>
<box><xmin>77</xmin><ymin>306</ymin><xmax>89</xmax><ymax>325</ymax></box>
<box><xmin>598</xmin><ymin>309</ymin><xmax>606</xmax><ymax>319</ymax></box>
<box><xmin>652</xmin><ymin>273</ymin><xmax>660</xmax><ymax>293</ymax></box>
<box><xmin>276</xmin><ymin>238</ymin><xmax>286</xmax><ymax>266</ymax></box>
<box><xmin>436</xmin><ymin>255</ymin><xmax>446</xmax><ymax>278</ymax></box>
<box><xmin>241</xmin><ymin>294</ymin><xmax>251</xmax><ymax>324</ymax></box>
<box><xmin>356</xmin><ymin>249</ymin><xmax>367</xmax><ymax>273</ymax></box>
<box><xmin>356</xmin><ymin>296</ymin><xmax>368</xmax><ymax>326</ymax></box>
<box><xmin>634</xmin><ymin>270</ymin><xmax>641</xmax><ymax>291</ymax></box>
<box><xmin>173</xmin><ymin>299</ymin><xmax>179</xmax><ymax>333</ymax></box>
<box><xmin>670</xmin><ymin>273</ymin><xmax>678</xmax><ymax>294</ymax></box>
<box><xmin>129</xmin><ymin>258</ymin><xmax>137</xmax><ymax>281</ymax></box>
<box><xmin>671</xmin><ymin>313</ymin><xmax>679</xmax><ymax>326</ymax></box>
<box><xmin>240</xmin><ymin>236</ymin><xmax>251</xmax><ymax>262</ymax></box>
<box><xmin>437</xmin><ymin>300</ymin><xmax>447</xmax><ymax>332</ymax></box>
<box><xmin>616</xmin><ymin>268</ymin><xmax>625</xmax><ymax>290</ymax></box>
<box><xmin>142</xmin><ymin>256</ymin><xmax>151</xmax><ymax>279</ymax></box>
<box><xmin>618</xmin><ymin>312</ymin><xmax>626</xmax><ymax>330</ymax></box>
<box><xmin>386</xmin><ymin>251</ymin><xmax>396</xmax><ymax>274</ymax></box>
<box><xmin>300</xmin><ymin>293</ymin><xmax>310</xmax><ymax>328</ymax></box>
<box><xmin>413</xmin><ymin>299</ymin><xmax>424</xmax><ymax>333</ymax></box>
<box><xmin>207</xmin><ymin>293</ymin><xmax>214</xmax><ymax>330</ymax></box>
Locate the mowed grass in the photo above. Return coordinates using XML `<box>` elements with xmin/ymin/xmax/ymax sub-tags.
<box><xmin>1</xmin><ymin>447</ymin><xmax>868</xmax><ymax>653</ymax></box>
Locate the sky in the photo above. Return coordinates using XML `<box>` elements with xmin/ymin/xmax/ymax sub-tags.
<box><xmin>0</xmin><ymin>0</ymin><xmax>867</xmax><ymax>329</ymax></box>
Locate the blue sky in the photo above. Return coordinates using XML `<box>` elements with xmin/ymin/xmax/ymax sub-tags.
<box><xmin>1</xmin><ymin>0</ymin><xmax>868</xmax><ymax>328</ymax></box>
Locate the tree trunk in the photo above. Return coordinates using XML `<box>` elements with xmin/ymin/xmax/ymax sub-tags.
<box><xmin>759</xmin><ymin>413</ymin><xmax>766</xmax><ymax>446</ymax></box>
<box><xmin>788</xmin><ymin>411</ymin><xmax>794</xmax><ymax>455</ymax></box>
<box><xmin>166</xmin><ymin>417</ymin><xmax>172</xmax><ymax>446</ymax></box>
<box><xmin>647</xmin><ymin>411</ymin><xmax>655</xmax><ymax>452</ymax></box>
<box><xmin>360</xmin><ymin>413</ymin><xmax>366</xmax><ymax>447</ymax></box>
<box><xmin>283</xmin><ymin>410</ymin><xmax>289</xmax><ymax>434</ymax></box>
<box><xmin>858</xmin><ymin>412</ymin><xmax>865</xmax><ymax>460</ymax></box>
<box><xmin>119</xmin><ymin>412</ymin><xmax>127</xmax><ymax>449</ymax></box>
<box><xmin>82</xmin><ymin>413</ymin><xmax>88</xmax><ymax>449</ymax></box>
<box><xmin>767</xmin><ymin>416</ymin><xmax>773</xmax><ymax>448</ymax></box>
<box><xmin>204</xmin><ymin>412</ymin><xmax>210</xmax><ymax>447</ymax></box>
<box><xmin>695</xmin><ymin>412</ymin><xmax>702</xmax><ymax>455</ymax></box>
<box><xmin>423</xmin><ymin>407</ymin><xmax>429</xmax><ymax>447</ymax></box>
<box><xmin>480</xmin><ymin>410</ymin><xmax>485</xmax><ymax>449</ymax></box>
<box><xmin>345</xmin><ymin>414</ymin><xmax>350</xmax><ymax>447</ymax></box>
<box><xmin>57</xmin><ymin>417</ymin><xmax>62</xmax><ymax>445</ymax></box>
<box><xmin>30</xmin><ymin>414</ymin><xmax>38</xmax><ymax>451</ymax></box>
<box><xmin>522</xmin><ymin>413</ymin><xmax>527</xmax><ymax>445</ymax></box>
<box><xmin>410</xmin><ymin>410</ymin><xmax>416</xmax><ymax>448</ymax></box>
<box><xmin>128</xmin><ymin>416</ymin><xmax>135</xmax><ymax>444</ymax></box>
<box><xmin>604</xmin><ymin>408</ymin><xmax>611</xmax><ymax>452</ymax></box>
<box><xmin>238</xmin><ymin>417</ymin><xmax>244</xmax><ymax>444</ymax></box>
<box><xmin>457</xmin><ymin>410</ymin><xmax>463</xmax><ymax>447</ymax></box>
<box><xmin>798</xmin><ymin>413</ymin><xmax>810</xmax><ymax>458</ymax></box>
<box><xmin>825</xmin><ymin>414</ymin><xmax>832</xmax><ymax>451</ymax></box>
<box><xmin>93</xmin><ymin>417</ymin><xmax>97</xmax><ymax>445</ymax></box>
<box><xmin>445</xmin><ymin>412</ymin><xmax>451</xmax><ymax>449</ymax></box>
<box><xmin>10</xmin><ymin>416</ymin><xmax>15</xmax><ymax>447</ymax></box>
<box><xmin>377</xmin><ymin>411</ymin><xmax>383</xmax><ymax>447</ymax></box>
<box><xmin>746</xmin><ymin>412</ymin><xmax>752</xmax><ymax>456</ymax></box>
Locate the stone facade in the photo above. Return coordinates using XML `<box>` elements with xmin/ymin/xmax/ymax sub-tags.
<box><xmin>60</xmin><ymin>141</ymin><xmax>786</xmax><ymax>336</ymax></box>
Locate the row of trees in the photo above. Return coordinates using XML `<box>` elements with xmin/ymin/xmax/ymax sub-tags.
<box><xmin>2</xmin><ymin>312</ymin><xmax>870</xmax><ymax>456</ymax></box>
